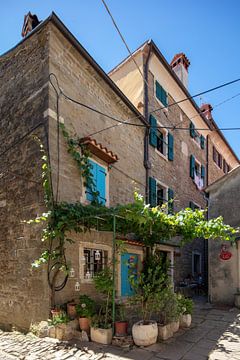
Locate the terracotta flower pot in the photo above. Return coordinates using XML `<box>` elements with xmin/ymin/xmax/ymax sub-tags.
<box><xmin>51</xmin><ymin>309</ymin><xmax>61</xmax><ymax>319</ymax></box>
<box><xmin>79</xmin><ymin>317</ymin><xmax>91</xmax><ymax>334</ymax></box>
<box><xmin>115</xmin><ymin>321</ymin><xmax>128</xmax><ymax>336</ymax></box>
<box><xmin>67</xmin><ymin>303</ymin><xmax>77</xmax><ymax>320</ymax></box>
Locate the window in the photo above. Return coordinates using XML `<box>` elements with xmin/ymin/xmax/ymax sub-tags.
<box><xmin>86</xmin><ymin>159</ymin><xmax>107</xmax><ymax>205</ymax></box>
<box><xmin>155</xmin><ymin>80</ymin><xmax>168</xmax><ymax>107</ymax></box>
<box><xmin>213</xmin><ymin>146</ymin><xmax>231</xmax><ymax>172</ymax></box>
<box><xmin>190</xmin><ymin>122</ymin><xmax>205</xmax><ymax>149</ymax></box>
<box><xmin>149</xmin><ymin>177</ymin><xmax>174</xmax><ymax>212</ymax></box>
<box><xmin>156</xmin><ymin>129</ymin><xmax>167</xmax><ymax>156</ymax></box>
<box><xmin>83</xmin><ymin>248</ymin><xmax>108</xmax><ymax>279</ymax></box>
<box><xmin>149</xmin><ymin>115</ymin><xmax>174</xmax><ymax>161</ymax></box>
<box><xmin>190</xmin><ymin>155</ymin><xmax>205</xmax><ymax>189</ymax></box>
<box><xmin>157</xmin><ymin>183</ymin><xmax>167</xmax><ymax>207</ymax></box>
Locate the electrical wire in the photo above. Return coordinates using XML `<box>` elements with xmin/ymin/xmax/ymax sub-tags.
<box><xmin>49</xmin><ymin>73</ymin><xmax>240</xmax><ymax>133</ymax></box>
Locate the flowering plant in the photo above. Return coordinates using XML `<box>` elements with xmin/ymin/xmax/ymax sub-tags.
<box><xmin>76</xmin><ymin>295</ymin><xmax>96</xmax><ymax>318</ymax></box>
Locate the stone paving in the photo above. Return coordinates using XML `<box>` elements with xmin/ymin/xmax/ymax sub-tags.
<box><xmin>0</xmin><ymin>299</ymin><xmax>239</xmax><ymax>360</ymax></box>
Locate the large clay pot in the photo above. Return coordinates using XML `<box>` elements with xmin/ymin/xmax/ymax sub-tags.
<box><xmin>169</xmin><ymin>320</ymin><xmax>180</xmax><ymax>333</ymax></box>
<box><xmin>115</xmin><ymin>321</ymin><xmax>128</xmax><ymax>336</ymax></box>
<box><xmin>79</xmin><ymin>317</ymin><xmax>91</xmax><ymax>334</ymax></box>
<box><xmin>90</xmin><ymin>327</ymin><xmax>113</xmax><ymax>345</ymax></box>
<box><xmin>67</xmin><ymin>303</ymin><xmax>77</xmax><ymax>320</ymax></box>
<box><xmin>158</xmin><ymin>323</ymin><xmax>173</xmax><ymax>341</ymax></box>
<box><xmin>132</xmin><ymin>320</ymin><xmax>158</xmax><ymax>346</ymax></box>
<box><xmin>180</xmin><ymin>314</ymin><xmax>192</xmax><ymax>328</ymax></box>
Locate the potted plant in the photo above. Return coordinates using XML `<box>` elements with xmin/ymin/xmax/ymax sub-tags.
<box><xmin>91</xmin><ymin>267</ymin><xmax>113</xmax><ymax>345</ymax></box>
<box><xmin>177</xmin><ymin>294</ymin><xmax>193</xmax><ymax>328</ymax></box>
<box><xmin>115</xmin><ymin>302</ymin><xmax>128</xmax><ymax>336</ymax></box>
<box><xmin>130</xmin><ymin>253</ymin><xmax>171</xmax><ymax>347</ymax></box>
<box><xmin>67</xmin><ymin>300</ymin><xmax>77</xmax><ymax>320</ymax></box>
<box><xmin>76</xmin><ymin>295</ymin><xmax>96</xmax><ymax>334</ymax></box>
<box><xmin>156</xmin><ymin>288</ymin><xmax>180</xmax><ymax>340</ymax></box>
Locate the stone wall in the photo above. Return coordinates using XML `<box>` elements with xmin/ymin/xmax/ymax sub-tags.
<box><xmin>147</xmin><ymin>69</ymin><xmax>206</xmax><ymax>283</ymax></box>
<box><xmin>207</xmin><ymin>167</ymin><xmax>240</xmax><ymax>305</ymax></box>
<box><xmin>0</xmin><ymin>27</ymin><xmax>51</xmax><ymax>330</ymax></box>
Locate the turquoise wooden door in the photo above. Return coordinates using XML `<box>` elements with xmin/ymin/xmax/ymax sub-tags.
<box><xmin>121</xmin><ymin>253</ymin><xmax>138</xmax><ymax>296</ymax></box>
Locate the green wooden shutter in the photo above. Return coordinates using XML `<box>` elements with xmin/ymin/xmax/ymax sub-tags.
<box><xmin>149</xmin><ymin>177</ymin><xmax>157</xmax><ymax>207</ymax></box>
<box><xmin>200</xmin><ymin>135</ymin><xmax>205</xmax><ymax>149</ymax></box>
<box><xmin>156</xmin><ymin>80</ymin><xmax>168</xmax><ymax>107</ymax></box>
<box><xmin>168</xmin><ymin>132</ymin><xmax>174</xmax><ymax>161</ymax></box>
<box><xmin>149</xmin><ymin>115</ymin><xmax>157</xmax><ymax>147</ymax></box>
<box><xmin>168</xmin><ymin>188</ymin><xmax>174</xmax><ymax>214</ymax></box>
<box><xmin>190</xmin><ymin>155</ymin><xmax>195</xmax><ymax>179</ymax></box>
<box><xmin>190</xmin><ymin>121</ymin><xmax>196</xmax><ymax>138</ymax></box>
<box><xmin>201</xmin><ymin>165</ymin><xmax>205</xmax><ymax>185</ymax></box>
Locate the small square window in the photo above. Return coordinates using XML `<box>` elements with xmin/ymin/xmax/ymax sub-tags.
<box><xmin>83</xmin><ymin>248</ymin><xmax>108</xmax><ymax>279</ymax></box>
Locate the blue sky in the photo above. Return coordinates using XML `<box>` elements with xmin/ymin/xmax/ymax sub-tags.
<box><xmin>1</xmin><ymin>1</ymin><xmax>240</xmax><ymax>157</ymax></box>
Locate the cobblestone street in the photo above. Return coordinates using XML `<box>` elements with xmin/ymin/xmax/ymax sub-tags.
<box><xmin>0</xmin><ymin>300</ymin><xmax>239</xmax><ymax>360</ymax></box>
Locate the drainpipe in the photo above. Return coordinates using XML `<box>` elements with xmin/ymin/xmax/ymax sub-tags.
<box><xmin>143</xmin><ymin>42</ymin><xmax>152</xmax><ymax>203</ymax></box>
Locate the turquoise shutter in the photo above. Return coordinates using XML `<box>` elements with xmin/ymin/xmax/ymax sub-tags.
<box><xmin>200</xmin><ymin>135</ymin><xmax>205</xmax><ymax>149</ymax></box>
<box><xmin>156</xmin><ymin>80</ymin><xmax>168</xmax><ymax>107</ymax></box>
<box><xmin>149</xmin><ymin>177</ymin><xmax>157</xmax><ymax>207</ymax></box>
<box><xmin>156</xmin><ymin>81</ymin><xmax>162</xmax><ymax>102</ymax></box>
<box><xmin>161</xmin><ymin>88</ymin><xmax>168</xmax><ymax>107</ymax></box>
<box><xmin>190</xmin><ymin>122</ymin><xmax>196</xmax><ymax>138</ymax></box>
<box><xmin>168</xmin><ymin>188</ymin><xmax>174</xmax><ymax>214</ymax></box>
<box><xmin>190</xmin><ymin>155</ymin><xmax>195</xmax><ymax>179</ymax></box>
<box><xmin>201</xmin><ymin>165</ymin><xmax>205</xmax><ymax>185</ymax></box>
<box><xmin>86</xmin><ymin>160</ymin><xmax>97</xmax><ymax>202</ymax></box>
<box><xmin>96</xmin><ymin>164</ymin><xmax>106</xmax><ymax>205</ymax></box>
<box><xmin>149</xmin><ymin>115</ymin><xmax>157</xmax><ymax>147</ymax></box>
<box><xmin>168</xmin><ymin>133</ymin><xmax>174</xmax><ymax>161</ymax></box>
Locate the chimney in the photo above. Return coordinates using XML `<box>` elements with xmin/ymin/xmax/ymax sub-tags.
<box><xmin>21</xmin><ymin>12</ymin><xmax>40</xmax><ymax>37</ymax></box>
<box><xmin>170</xmin><ymin>53</ymin><xmax>190</xmax><ymax>89</ymax></box>
<box><xmin>200</xmin><ymin>103</ymin><xmax>213</xmax><ymax>121</ymax></box>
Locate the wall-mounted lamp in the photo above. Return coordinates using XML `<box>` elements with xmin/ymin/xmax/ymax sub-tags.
<box><xmin>69</xmin><ymin>268</ymin><xmax>75</xmax><ymax>278</ymax></box>
<box><xmin>75</xmin><ymin>281</ymin><xmax>80</xmax><ymax>291</ymax></box>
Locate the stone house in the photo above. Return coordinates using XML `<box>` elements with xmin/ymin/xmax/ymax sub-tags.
<box><xmin>0</xmin><ymin>12</ymin><xmax>149</xmax><ymax>330</ymax></box>
<box><xmin>0</xmin><ymin>12</ymin><xmax>239</xmax><ymax>330</ymax></box>
<box><xmin>109</xmin><ymin>41</ymin><xmax>239</xmax><ymax>283</ymax></box>
<box><xmin>206</xmin><ymin>166</ymin><xmax>240</xmax><ymax>307</ymax></box>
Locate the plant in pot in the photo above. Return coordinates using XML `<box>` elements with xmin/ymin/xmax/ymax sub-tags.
<box><xmin>129</xmin><ymin>252</ymin><xmax>171</xmax><ymax>347</ymax></box>
<box><xmin>67</xmin><ymin>300</ymin><xmax>77</xmax><ymax>320</ymax></box>
<box><xmin>177</xmin><ymin>294</ymin><xmax>193</xmax><ymax>328</ymax></box>
<box><xmin>156</xmin><ymin>288</ymin><xmax>180</xmax><ymax>340</ymax></box>
<box><xmin>76</xmin><ymin>295</ymin><xmax>96</xmax><ymax>334</ymax></box>
<box><xmin>91</xmin><ymin>267</ymin><xmax>114</xmax><ymax>345</ymax></box>
<box><xmin>115</xmin><ymin>302</ymin><xmax>128</xmax><ymax>336</ymax></box>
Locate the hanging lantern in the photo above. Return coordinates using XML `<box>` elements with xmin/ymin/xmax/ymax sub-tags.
<box><xmin>85</xmin><ymin>270</ymin><xmax>91</xmax><ymax>279</ymax></box>
<box><xmin>69</xmin><ymin>268</ymin><xmax>75</xmax><ymax>278</ymax></box>
<box><xmin>75</xmin><ymin>281</ymin><xmax>80</xmax><ymax>291</ymax></box>
<box><xmin>95</xmin><ymin>250</ymin><xmax>101</xmax><ymax>261</ymax></box>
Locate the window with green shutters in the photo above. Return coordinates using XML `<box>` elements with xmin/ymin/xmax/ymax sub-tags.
<box><xmin>155</xmin><ymin>80</ymin><xmax>168</xmax><ymax>107</ymax></box>
<box><xmin>149</xmin><ymin>177</ymin><xmax>174</xmax><ymax>213</ymax></box>
<box><xmin>149</xmin><ymin>116</ymin><xmax>174</xmax><ymax>160</ymax></box>
<box><xmin>201</xmin><ymin>165</ymin><xmax>205</xmax><ymax>185</ymax></box>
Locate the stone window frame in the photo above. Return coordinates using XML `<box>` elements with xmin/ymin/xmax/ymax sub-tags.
<box><xmin>79</xmin><ymin>241</ymin><xmax>112</xmax><ymax>284</ymax></box>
